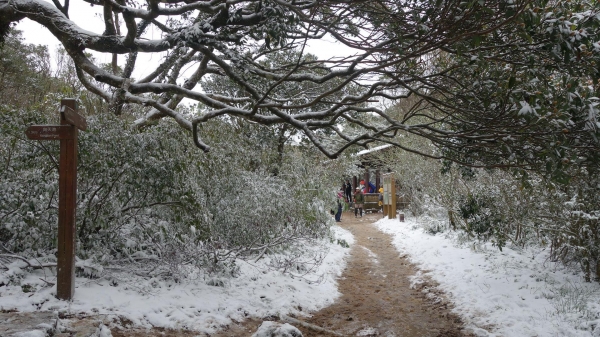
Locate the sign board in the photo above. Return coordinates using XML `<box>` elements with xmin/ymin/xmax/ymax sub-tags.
<box><xmin>383</xmin><ymin>175</ymin><xmax>392</xmax><ymax>205</ymax></box>
<box><xmin>61</xmin><ymin>105</ymin><xmax>87</xmax><ymax>131</ymax></box>
<box><xmin>25</xmin><ymin>125</ymin><xmax>74</xmax><ymax>140</ymax></box>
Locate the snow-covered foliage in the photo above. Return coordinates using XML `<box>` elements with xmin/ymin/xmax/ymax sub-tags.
<box><xmin>374</xmin><ymin>139</ymin><xmax>600</xmax><ymax>283</ymax></box>
<box><xmin>3</xmin><ymin>0</ymin><xmax>599</xmax><ymax>166</ymax></box>
<box><xmin>0</xmin><ymin>104</ymin><xmax>334</xmax><ymax>280</ymax></box>
<box><xmin>0</xmin><ymin>226</ymin><xmax>355</xmax><ymax>333</ymax></box>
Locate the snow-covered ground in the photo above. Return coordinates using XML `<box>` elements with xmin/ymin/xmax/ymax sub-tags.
<box><xmin>0</xmin><ymin>226</ymin><xmax>354</xmax><ymax>335</ymax></box>
<box><xmin>4</xmin><ymin>216</ymin><xmax>600</xmax><ymax>337</ymax></box>
<box><xmin>376</xmin><ymin>216</ymin><xmax>600</xmax><ymax>337</ymax></box>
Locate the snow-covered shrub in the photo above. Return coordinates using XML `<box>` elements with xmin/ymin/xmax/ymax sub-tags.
<box><xmin>421</xmin><ymin>219</ymin><xmax>446</xmax><ymax>236</ymax></box>
<box><xmin>547</xmin><ymin>170</ymin><xmax>600</xmax><ymax>283</ymax></box>
<box><xmin>457</xmin><ymin>193</ymin><xmax>506</xmax><ymax>247</ymax></box>
<box><xmin>0</xmin><ymin>106</ymin><xmax>59</xmax><ymax>255</ymax></box>
<box><xmin>0</xmin><ymin>106</ymin><xmax>332</xmax><ymax>277</ymax></box>
<box><xmin>372</xmin><ymin>132</ymin><xmax>600</xmax><ymax>282</ymax></box>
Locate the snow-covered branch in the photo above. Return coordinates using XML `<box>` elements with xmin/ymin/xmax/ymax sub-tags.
<box><xmin>1</xmin><ymin>0</ymin><xmax>598</xmax><ymax>171</ymax></box>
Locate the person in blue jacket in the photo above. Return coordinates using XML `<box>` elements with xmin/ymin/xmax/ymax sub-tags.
<box><xmin>368</xmin><ymin>181</ymin><xmax>376</xmax><ymax>193</ymax></box>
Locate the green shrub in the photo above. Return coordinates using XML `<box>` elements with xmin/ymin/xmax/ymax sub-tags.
<box><xmin>0</xmin><ymin>106</ymin><xmax>332</xmax><ymax>277</ymax></box>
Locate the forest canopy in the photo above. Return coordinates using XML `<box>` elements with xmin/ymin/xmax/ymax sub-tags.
<box><xmin>1</xmin><ymin>0</ymin><xmax>598</xmax><ymax>180</ymax></box>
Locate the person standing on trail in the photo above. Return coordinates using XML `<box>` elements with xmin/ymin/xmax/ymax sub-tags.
<box><xmin>354</xmin><ymin>187</ymin><xmax>364</xmax><ymax>217</ymax></box>
<box><xmin>345</xmin><ymin>180</ymin><xmax>352</xmax><ymax>203</ymax></box>
<box><xmin>335</xmin><ymin>199</ymin><xmax>342</xmax><ymax>222</ymax></box>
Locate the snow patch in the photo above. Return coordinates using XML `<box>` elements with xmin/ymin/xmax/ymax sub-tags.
<box><xmin>356</xmin><ymin>326</ymin><xmax>379</xmax><ymax>336</ymax></box>
<box><xmin>251</xmin><ymin>321</ymin><xmax>303</xmax><ymax>337</ymax></box>
<box><xmin>376</xmin><ymin>217</ymin><xmax>600</xmax><ymax>337</ymax></box>
<box><xmin>12</xmin><ymin>331</ymin><xmax>46</xmax><ymax>337</ymax></box>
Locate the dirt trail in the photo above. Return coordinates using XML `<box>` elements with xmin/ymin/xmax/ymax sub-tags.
<box><xmin>298</xmin><ymin>211</ymin><xmax>471</xmax><ymax>337</ymax></box>
<box><xmin>211</xmin><ymin>211</ymin><xmax>472</xmax><ymax>337</ymax></box>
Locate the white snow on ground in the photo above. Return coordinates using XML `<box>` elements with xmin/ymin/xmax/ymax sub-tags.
<box><xmin>92</xmin><ymin>324</ymin><xmax>114</xmax><ymax>337</ymax></box>
<box><xmin>0</xmin><ymin>225</ymin><xmax>354</xmax><ymax>335</ymax></box>
<box><xmin>251</xmin><ymin>321</ymin><xmax>303</xmax><ymax>337</ymax></box>
<box><xmin>360</xmin><ymin>246</ymin><xmax>379</xmax><ymax>265</ymax></box>
<box><xmin>356</xmin><ymin>326</ymin><xmax>379</xmax><ymax>336</ymax></box>
<box><xmin>6</xmin><ymin>216</ymin><xmax>600</xmax><ymax>337</ymax></box>
<box><xmin>376</xmin><ymin>216</ymin><xmax>600</xmax><ymax>337</ymax></box>
<box><xmin>12</xmin><ymin>331</ymin><xmax>46</xmax><ymax>337</ymax></box>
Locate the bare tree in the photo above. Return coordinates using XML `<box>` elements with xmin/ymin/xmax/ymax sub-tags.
<box><xmin>1</xmin><ymin>0</ymin><xmax>598</xmax><ymax>175</ymax></box>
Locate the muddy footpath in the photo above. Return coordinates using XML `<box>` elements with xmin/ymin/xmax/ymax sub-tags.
<box><xmin>296</xmin><ymin>212</ymin><xmax>473</xmax><ymax>337</ymax></box>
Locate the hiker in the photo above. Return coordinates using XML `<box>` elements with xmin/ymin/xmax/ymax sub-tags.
<box><xmin>354</xmin><ymin>187</ymin><xmax>364</xmax><ymax>217</ymax></box>
<box><xmin>345</xmin><ymin>180</ymin><xmax>352</xmax><ymax>203</ymax></box>
<box><xmin>368</xmin><ymin>181</ymin><xmax>376</xmax><ymax>193</ymax></box>
<box><xmin>335</xmin><ymin>199</ymin><xmax>342</xmax><ymax>222</ymax></box>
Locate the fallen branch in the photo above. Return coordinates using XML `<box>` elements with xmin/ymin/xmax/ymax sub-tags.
<box><xmin>280</xmin><ymin>314</ymin><xmax>345</xmax><ymax>336</ymax></box>
<box><xmin>39</xmin><ymin>278</ymin><xmax>55</xmax><ymax>287</ymax></box>
<box><xmin>254</xmin><ymin>246</ymin><xmax>272</xmax><ymax>263</ymax></box>
<box><xmin>0</xmin><ymin>254</ymin><xmax>56</xmax><ymax>269</ymax></box>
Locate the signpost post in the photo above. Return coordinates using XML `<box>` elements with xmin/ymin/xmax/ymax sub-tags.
<box><xmin>382</xmin><ymin>173</ymin><xmax>396</xmax><ymax>220</ymax></box>
<box><xmin>25</xmin><ymin>99</ymin><xmax>86</xmax><ymax>301</ymax></box>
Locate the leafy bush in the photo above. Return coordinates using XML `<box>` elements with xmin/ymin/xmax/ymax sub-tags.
<box><xmin>458</xmin><ymin>194</ymin><xmax>507</xmax><ymax>249</ymax></box>
<box><xmin>548</xmin><ymin>171</ymin><xmax>600</xmax><ymax>282</ymax></box>
<box><xmin>377</xmin><ymin>134</ymin><xmax>600</xmax><ymax>282</ymax></box>
<box><xmin>0</xmin><ymin>105</ymin><xmax>332</xmax><ymax>278</ymax></box>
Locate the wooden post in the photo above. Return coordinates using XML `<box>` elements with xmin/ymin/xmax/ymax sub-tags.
<box><xmin>382</xmin><ymin>173</ymin><xmax>396</xmax><ymax>220</ymax></box>
<box><xmin>390</xmin><ymin>175</ymin><xmax>396</xmax><ymax>220</ymax></box>
<box><xmin>25</xmin><ymin>99</ymin><xmax>86</xmax><ymax>301</ymax></box>
<box><xmin>382</xmin><ymin>174</ymin><xmax>389</xmax><ymax>217</ymax></box>
<box><xmin>57</xmin><ymin>99</ymin><xmax>78</xmax><ymax>300</ymax></box>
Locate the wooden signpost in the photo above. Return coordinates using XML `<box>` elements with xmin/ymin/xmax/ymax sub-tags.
<box><xmin>25</xmin><ymin>125</ymin><xmax>75</xmax><ymax>140</ymax></box>
<box><xmin>382</xmin><ymin>173</ymin><xmax>396</xmax><ymax>220</ymax></box>
<box><xmin>25</xmin><ymin>99</ymin><xmax>86</xmax><ymax>301</ymax></box>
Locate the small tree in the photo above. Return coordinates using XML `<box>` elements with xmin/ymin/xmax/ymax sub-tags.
<box><xmin>0</xmin><ymin>29</ymin><xmax>52</xmax><ymax>108</ymax></box>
